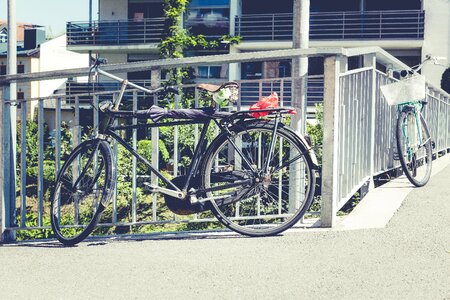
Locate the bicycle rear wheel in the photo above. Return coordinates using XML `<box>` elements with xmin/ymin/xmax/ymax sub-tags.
<box><xmin>201</xmin><ymin>121</ymin><xmax>316</xmax><ymax>236</ymax></box>
<box><xmin>396</xmin><ymin>109</ymin><xmax>432</xmax><ymax>187</ymax></box>
<box><xmin>50</xmin><ymin>139</ymin><xmax>114</xmax><ymax>246</ymax></box>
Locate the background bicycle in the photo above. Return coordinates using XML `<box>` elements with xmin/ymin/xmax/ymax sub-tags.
<box><xmin>381</xmin><ymin>55</ymin><xmax>446</xmax><ymax>186</ymax></box>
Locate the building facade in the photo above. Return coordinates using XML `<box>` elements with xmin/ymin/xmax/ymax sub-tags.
<box><xmin>0</xmin><ymin>26</ymin><xmax>88</xmax><ymax>120</ymax></box>
<box><xmin>66</xmin><ymin>0</ymin><xmax>449</xmax><ymax>106</ymax></box>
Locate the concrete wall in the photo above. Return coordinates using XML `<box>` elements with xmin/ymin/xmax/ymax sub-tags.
<box><xmin>1</xmin><ymin>56</ymin><xmax>36</xmax><ymax>118</ymax></box>
<box><xmin>43</xmin><ymin>109</ymin><xmax>76</xmax><ymax>131</ymax></box>
<box><xmin>101</xmin><ymin>53</ymin><xmax>128</xmax><ymax>79</ymax></box>
<box><xmin>99</xmin><ymin>0</ymin><xmax>128</xmax><ymax>21</ymax></box>
<box><xmin>39</xmin><ymin>35</ymin><xmax>89</xmax><ymax>98</ymax></box>
<box><xmin>422</xmin><ymin>0</ymin><xmax>450</xmax><ymax>88</ymax></box>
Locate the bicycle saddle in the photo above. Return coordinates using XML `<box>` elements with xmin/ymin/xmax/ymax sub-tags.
<box><xmin>197</xmin><ymin>81</ymin><xmax>239</xmax><ymax>93</ymax></box>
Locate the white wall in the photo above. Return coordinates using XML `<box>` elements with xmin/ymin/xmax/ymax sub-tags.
<box><xmin>39</xmin><ymin>35</ymin><xmax>89</xmax><ymax>98</ymax></box>
<box><xmin>101</xmin><ymin>53</ymin><xmax>128</xmax><ymax>80</ymax></box>
<box><xmin>422</xmin><ymin>0</ymin><xmax>450</xmax><ymax>88</ymax></box>
<box><xmin>99</xmin><ymin>0</ymin><xmax>128</xmax><ymax>21</ymax></box>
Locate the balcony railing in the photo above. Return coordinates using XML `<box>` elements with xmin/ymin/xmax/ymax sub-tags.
<box><xmin>235</xmin><ymin>10</ymin><xmax>425</xmax><ymax>41</ymax></box>
<box><xmin>67</xmin><ymin>18</ymin><xmax>168</xmax><ymax>46</ymax></box>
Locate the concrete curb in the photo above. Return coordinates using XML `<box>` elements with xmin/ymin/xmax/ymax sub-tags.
<box><xmin>337</xmin><ymin>153</ymin><xmax>450</xmax><ymax>230</ymax></box>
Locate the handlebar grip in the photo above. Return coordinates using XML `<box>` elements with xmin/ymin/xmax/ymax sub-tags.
<box><xmin>97</xmin><ymin>58</ymin><xmax>108</xmax><ymax>65</ymax></box>
<box><xmin>400</xmin><ymin>70</ymin><xmax>414</xmax><ymax>77</ymax></box>
<box><xmin>91</xmin><ymin>57</ymin><xmax>108</xmax><ymax>67</ymax></box>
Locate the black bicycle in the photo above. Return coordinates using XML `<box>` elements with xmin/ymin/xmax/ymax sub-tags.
<box><xmin>50</xmin><ymin>59</ymin><xmax>319</xmax><ymax>245</ymax></box>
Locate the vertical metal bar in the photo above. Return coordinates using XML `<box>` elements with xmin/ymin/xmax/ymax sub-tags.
<box><xmin>72</xmin><ymin>95</ymin><xmax>81</xmax><ymax>225</ymax></box>
<box><xmin>73</xmin><ymin>95</ymin><xmax>81</xmax><ymax>225</ymax></box>
<box><xmin>379</xmin><ymin>11</ymin><xmax>382</xmax><ymax>38</ymax></box>
<box><xmin>194</xmin><ymin>88</ymin><xmax>199</xmax><ymax>145</ymax></box>
<box><xmin>117</xmin><ymin>20</ymin><xmax>120</xmax><ymax>45</ymax></box>
<box><xmin>55</xmin><ymin>97</ymin><xmax>61</xmax><ymax>176</ymax></box>
<box><xmin>132</xmin><ymin>91</ymin><xmax>137</xmax><ymax>224</ymax></box>
<box><xmin>55</xmin><ymin>97</ymin><xmax>62</xmax><ymax>222</ymax></box>
<box><xmin>111</xmin><ymin>93</ymin><xmax>118</xmax><ymax>224</ymax></box>
<box><xmin>342</xmin><ymin>12</ymin><xmax>345</xmax><ymax>39</ymax></box>
<box><xmin>151</xmin><ymin>69</ymin><xmax>161</xmax><ymax>222</ymax></box>
<box><xmin>173</xmin><ymin>94</ymin><xmax>180</xmax><ymax>177</ymax></box>
<box><xmin>20</xmin><ymin>97</ymin><xmax>27</xmax><ymax>227</ymax></box>
<box><xmin>272</xmin><ymin>14</ymin><xmax>275</xmax><ymax>40</ymax></box>
<box><xmin>38</xmin><ymin>100</ymin><xmax>44</xmax><ymax>227</ymax></box>
<box><xmin>1</xmin><ymin>0</ymin><xmax>18</xmax><ymax>241</ymax></box>
<box><xmin>417</xmin><ymin>11</ymin><xmax>420</xmax><ymax>38</ymax></box>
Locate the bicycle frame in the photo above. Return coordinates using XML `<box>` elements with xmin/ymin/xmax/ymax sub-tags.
<box><xmin>397</xmin><ymin>102</ymin><xmax>425</xmax><ymax>151</ymax></box>
<box><xmin>103</xmin><ymin>117</ymin><xmax>214</xmax><ymax>198</ymax></box>
<box><xmin>91</xmin><ymin>64</ymin><xmax>292</xmax><ymax>201</ymax></box>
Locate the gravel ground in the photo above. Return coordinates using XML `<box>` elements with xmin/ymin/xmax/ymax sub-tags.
<box><xmin>1</xmin><ymin>166</ymin><xmax>449</xmax><ymax>300</ymax></box>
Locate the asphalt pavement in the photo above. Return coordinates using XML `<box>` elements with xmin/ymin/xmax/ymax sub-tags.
<box><xmin>1</xmin><ymin>163</ymin><xmax>449</xmax><ymax>299</ymax></box>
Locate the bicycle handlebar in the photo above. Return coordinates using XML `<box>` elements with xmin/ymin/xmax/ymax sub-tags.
<box><xmin>398</xmin><ymin>55</ymin><xmax>448</xmax><ymax>78</ymax></box>
<box><xmin>90</xmin><ymin>57</ymin><xmax>179</xmax><ymax>96</ymax></box>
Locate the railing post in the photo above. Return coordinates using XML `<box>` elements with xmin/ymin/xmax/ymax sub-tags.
<box><xmin>1</xmin><ymin>85</ymin><xmax>16</xmax><ymax>242</ymax></box>
<box><xmin>0</xmin><ymin>86</ymin><xmax>5</xmax><ymax>241</ymax></box>
<box><xmin>151</xmin><ymin>68</ymin><xmax>160</xmax><ymax>221</ymax></box>
<box><xmin>364</xmin><ymin>53</ymin><xmax>377</xmax><ymax>189</ymax></box>
<box><xmin>321</xmin><ymin>55</ymin><xmax>343</xmax><ymax>227</ymax></box>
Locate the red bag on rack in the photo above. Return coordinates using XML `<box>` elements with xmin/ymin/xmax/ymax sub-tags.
<box><xmin>249</xmin><ymin>92</ymin><xmax>279</xmax><ymax>118</ymax></box>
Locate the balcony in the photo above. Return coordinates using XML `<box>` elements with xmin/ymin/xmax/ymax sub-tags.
<box><xmin>67</xmin><ymin>18</ymin><xmax>168</xmax><ymax>51</ymax></box>
<box><xmin>235</xmin><ymin>10</ymin><xmax>425</xmax><ymax>41</ymax></box>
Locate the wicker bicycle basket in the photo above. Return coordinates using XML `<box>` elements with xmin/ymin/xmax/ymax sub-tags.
<box><xmin>380</xmin><ymin>74</ymin><xmax>426</xmax><ymax>106</ymax></box>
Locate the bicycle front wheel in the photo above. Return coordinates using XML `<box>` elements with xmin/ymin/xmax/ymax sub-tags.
<box><xmin>50</xmin><ymin>139</ymin><xmax>114</xmax><ymax>246</ymax></box>
<box><xmin>396</xmin><ymin>109</ymin><xmax>432</xmax><ymax>187</ymax></box>
<box><xmin>201</xmin><ymin>121</ymin><xmax>316</xmax><ymax>236</ymax></box>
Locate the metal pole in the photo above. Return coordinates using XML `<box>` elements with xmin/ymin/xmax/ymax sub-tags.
<box><xmin>289</xmin><ymin>0</ymin><xmax>309</xmax><ymax>221</ymax></box>
<box><xmin>1</xmin><ymin>0</ymin><xmax>17</xmax><ymax>242</ymax></box>
<box><xmin>89</xmin><ymin>0</ymin><xmax>93</xmax><ymax>65</ymax></box>
<box><xmin>292</xmin><ymin>0</ymin><xmax>309</xmax><ymax>134</ymax></box>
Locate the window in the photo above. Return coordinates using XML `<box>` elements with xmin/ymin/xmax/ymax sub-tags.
<box><xmin>17</xmin><ymin>65</ymin><xmax>25</xmax><ymax>73</ymax></box>
<box><xmin>242</xmin><ymin>0</ymin><xmax>292</xmax><ymax>14</ymax></box>
<box><xmin>198</xmin><ymin>66</ymin><xmax>222</xmax><ymax>79</ymax></box>
<box><xmin>241</xmin><ymin>62</ymin><xmax>262</xmax><ymax>80</ymax></box>
<box><xmin>185</xmin><ymin>0</ymin><xmax>230</xmax><ymax>38</ymax></box>
<box><xmin>17</xmin><ymin>91</ymin><xmax>24</xmax><ymax>109</ymax></box>
<box><xmin>0</xmin><ymin>28</ymin><xmax>7</xmax><ymax>43</ymax></box>
<box><xmin>0</xmin><ymin>65</ymin><xmax>6</xmax><ymax>75</ymax></box>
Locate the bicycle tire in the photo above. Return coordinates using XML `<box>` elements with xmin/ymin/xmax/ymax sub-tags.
<box><xmin>200</xmin><ymin>120</ymin><xmax>316</xmax><ymax>236</ymax></box>
<box><xmin>396</xmin><ymin>108</ymin><xmax>432</xmax><ymax>187</ymax></box>
<box><xmin>50</xmin><ymin>139</ymin><xmax>114</xmax><ymax>246</ymax></box>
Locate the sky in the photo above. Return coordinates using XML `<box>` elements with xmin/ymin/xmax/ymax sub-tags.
<box><xmin>0</xmin><ymin>0</ymin><xmax>99</xmax><ymax>37</ymax></box>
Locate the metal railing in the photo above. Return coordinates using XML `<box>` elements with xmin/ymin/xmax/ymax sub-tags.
<box><xmin>67</xmin><ymin>18</ymin><xmax>168</xmax><ymax>46</ymax></box>
<box><xmin>65</xmin><ymin>76</ymin><xmax>324</xmax><ymax>118</ymax></box>
<box><xmin>1</xmin><ymin>47</ymin><xmax>449</xmax><ymax>241</ymax></box>
<box><xmin>323</xmin><ymin>57</ymin><xmax>450</xmax><ymax>219</ymax></box>
<box><xmin>235</xmin><ymin>10</ymin><xmax>425</xmax><ymax>41</ymax></box>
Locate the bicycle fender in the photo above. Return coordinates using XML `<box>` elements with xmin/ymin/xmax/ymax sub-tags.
<box><xmin>284</xmin><ymin>127</ymin><xmax>320</xmax><ymax>170</ymax></box>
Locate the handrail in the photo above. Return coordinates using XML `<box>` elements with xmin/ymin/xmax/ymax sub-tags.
<box><xmin>1</xmin><ymin>46</ymin><xmax>447</xmax><ymax>97</ymax></box>
<box><xmin>0</xmin><ymin>47</ymin><xmax>411</xmax><ymax>84</ymax></box>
